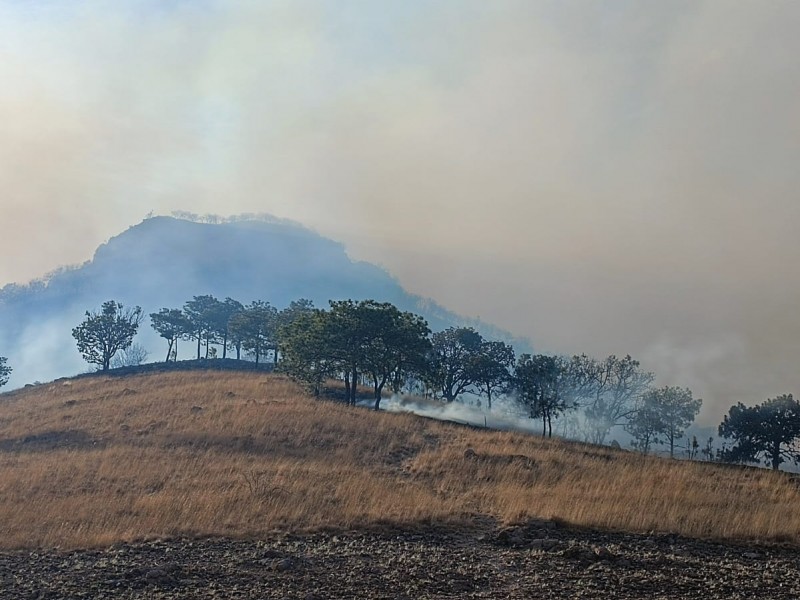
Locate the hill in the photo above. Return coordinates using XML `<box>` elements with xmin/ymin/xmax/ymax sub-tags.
<box><xmin>0</xmin><ymin>216</ymin><xmax>527</xmax><ymax>388</ymax></box>
<box><xmin>1</xmin><ymin>368</ymin><xmax>798</xmax><ymax>550</ymax></box>
<box><xmin>3</xmin><ymin>368</ymin><xmax>800</xmax><ymax>598</ymax></box>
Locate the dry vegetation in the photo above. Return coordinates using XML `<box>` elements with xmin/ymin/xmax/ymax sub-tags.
<box><xmin>0</xmin><ymin>369</ymin><xmax>798</xmax><ymax>550</ymax></box>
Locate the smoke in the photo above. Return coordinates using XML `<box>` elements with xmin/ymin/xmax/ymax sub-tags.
<box><xmin>382</xmin><ymin>394</ymin><xmax>543</xmax><ymax>435</ymax></box>
<box><xmin>2</xmin><ymin>1</ymin><xmax>800</xmax><ymax>421</ymax></box>
<box><xmin>3</xmin><ymin>314</ymin><xmax>89</xmax><ymax>387</ymax></box>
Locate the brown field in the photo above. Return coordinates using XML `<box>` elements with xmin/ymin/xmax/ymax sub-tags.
<box><xmin>0</xmin><ymin>369</ymin><xmax>798</xmax><ymax>550</ymax></box>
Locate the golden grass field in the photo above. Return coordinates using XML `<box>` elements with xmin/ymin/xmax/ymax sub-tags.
<box><xmin>0</xmin><ymin>369</ymin><xmax>798</xmax><ymax>549</ymax></box>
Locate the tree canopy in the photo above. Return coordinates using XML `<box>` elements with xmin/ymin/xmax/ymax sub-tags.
<box><xmin>229</xmin><ymin>301</ymin><xmax>278</xmax><ymax>365</ymax></box>
<box><xmin>427</xmin><ymin>327</ymin><xmax>485</xmax><ymax>402</ymax></box>
<box><xmin>515</xmin><ymin>354</ymin><xmax>573</xmax><ymax>437</ymax></box>
<box><xmin>0</xmin><ymin>356</ymin><xmax>10</xmax><ymax>389</ymax></box>
<box><xmin>627</xmin><ymin>386</ymin><xmax>702</xmax><ymax>456</ymax></box>
<box><xmin>150</xmin><ymin>308</ymin><xmax>191</xmax><ymax>362</ymax></box>
<box><xmin>719</xmin><ymin>394</ymin><xmax>800</xmax><ymax>470</ymax></box>
<box><xmin>72</xmin><ymin>300</ymin><xmax>143</xmax><ymax>371</ymax></box>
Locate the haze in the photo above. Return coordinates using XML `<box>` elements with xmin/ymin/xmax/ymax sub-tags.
<box><xmin>2</xmin><ymin>1</ymin><xmax>799</xmax><ymax>423</ymax></box>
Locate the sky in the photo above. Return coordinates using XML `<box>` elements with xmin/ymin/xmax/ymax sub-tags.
<box><xmin>1</xmin><ymin>0</ymin><xmax>800</xmax><ymax>423</ymax></box>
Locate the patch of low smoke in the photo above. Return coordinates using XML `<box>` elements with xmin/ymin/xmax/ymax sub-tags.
<box><xmin>382</xmin><ymin>393</ymin><xmax>543</xmax><ymax>435</ymax></box>
<box><xmin>2</xmin><ymin>315</ymin><xmax>89</xmax><ymax>389</ymax></box>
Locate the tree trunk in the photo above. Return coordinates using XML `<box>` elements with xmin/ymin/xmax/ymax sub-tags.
<box><xmin>772</xmin><ymin>440</ymin><xmax>781</xmax><ymax>470</ymax></box>
<box><xmin>547</xmin><ymin>414</ymin><xmax>552</xmax><ymax>438</ymax></box>
<box><xmin>351</xmin><ymin>367</ymin><xmax>358</xmax><ymax>405</ymax></box>
<box><xmin>222</xmin><ymin>331</ymin><xmax>228</xmax><ymax>359</ymax></box>
<box><xmin>344</xmin><ymin>372</ymin><xmax>351</xmax><ymax>403</ymax></box>
<box><xmin>542</xmin><ymin>416</ymin><xmax>546</xmax><ymax>437</ymax></box>
<box><xmin>236</xmin><ymin>343</ymin><xmax>241</xmax><ymax>360</ymax></box>
<box><xmin>487</xmin><ymin>388</ymin><xmax>493</xmax><ymax>411</ymax></box>
<box><xmin>196</xmin><ymin>335</ymin><xmax>201</xmax><ymax>360</ymax></box>
<box><xmin>165</xmin><ymin>339</ymin><xmax>174</xmax><ymax>363</ymax></box>
<box><xmin>374</xmin><ymin>377</ymin><xmax>386</xmax><ymax>411</ymax></box>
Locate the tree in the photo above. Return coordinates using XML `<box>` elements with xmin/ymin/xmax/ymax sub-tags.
<box><xmin>72</xmin><ymin>300</ymin><xmax>143</xmax><ymax>371</ymax></box>
<box><xmin>702</xmin><ymin>437</ymin><xmax>715</xmax><ymax>461</ymax></box>
<box><xmin>427</xmin><ymin>327</ymin><xmax>484</xmax><ymax>402</ymax></box>
<box><xmin>514</xmin><ymin>354</ymin><xmax>573</xmax><ymax>437</ymax></box>
<box><xmin>278</xmin><ymin>308</ymin><xmax>337</xmax><ymax>396</ymax></box>
<box><xmin>569</xmin><ymin>354</ymin><xmax>654</xmax><ymax>444</ymax></box>
<box><xmin>325</xmin><ymin>300</ymin><xmax>373</xmax><ymax>405</ymax></box>
<box><xmin>150</xmin><ymin>308</ymin><xmax>191</xmax><ymax>362</ymax></box>
<box><xmin>0</xmin><ymin>357</ymin><xmax>11</xmax><ymax>389</ymax></box>
<box><xmin>627</xmin><ymin>387</ymin><xmax>701</xmax><ymax>457</ymax></box>
<box><xmin>470</xmin><ymin>340</ymin><xmax>515</xmax><ymax>410</ymax></box>
<box><xmin>183</xmin><ymin>295</ymin><xmax>223</xmax><ymax>359</ymax></box>
<box><xmin>657</xmin><ymin>387</ymin><xmax>702</xmax><ymax>458</ymax></box>
<box><xmin>718</xmin><ymin>394</ymin><xmax>800</xmax><ymax>470</ymax></box>
<box><xmin>625</xmin><ymin>392</ymin><xmax>661</xmax><ymax>454</ymax></box>
<box><xmin>110</xmin><ymin>343</ymin><xmax>149</xmax><ymax>368</ymax></box>
<box><xmin>355</xmin><ymin>301</ymin><xmax>431</xmax><ymax>410</ymax></box>
<box><xmin>214</xmin><ymin>298</ymin><xmax>244</xmax><ymax>359</ymax></box>
<box><xmin>228</xmin><ymin>301</ymin><xmax>278</xmax><ymax>365</ymax></box>
<box><xmin>274</xmin><ymin>298</ymin><xmax>313</xmax><ymax>361</ymax></box>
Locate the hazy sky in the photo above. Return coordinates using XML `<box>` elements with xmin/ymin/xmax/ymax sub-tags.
<box><xmin>2</xmin><ymin>1</ymin><xmax>800</xmax><ymax>423</ymax></box>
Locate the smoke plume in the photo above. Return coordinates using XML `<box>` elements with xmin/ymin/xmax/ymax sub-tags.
<box><xmin>2</xmin><ymin>1</ymin><xmax>800</xmax><ymax>423</ymax></box>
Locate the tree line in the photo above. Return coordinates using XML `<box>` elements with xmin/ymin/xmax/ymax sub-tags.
<box><xmin>1</xmin><ymin>295</ymin><xmax>797</xmax><ymax>470</ymax></box>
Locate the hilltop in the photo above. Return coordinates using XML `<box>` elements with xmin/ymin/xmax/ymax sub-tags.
<box><xmin>2</xmin><ymin>367</ymin><xmax>799</xmax><ymax>547</ymax></box>
<box><xmin>1</xmin><ymin>367</ymin><xmax>799</xmax><ymax>598</ymax></box>
<box><xmin>0</xmin><ymin>216</ymin><xmax>526</xmax><ymax>388</ymax></box>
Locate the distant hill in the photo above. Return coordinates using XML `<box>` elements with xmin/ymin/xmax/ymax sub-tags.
<box><xmin>0</xmin><ymin>216</ymin><xmax>529</xmax><ymax>387</ymax></box>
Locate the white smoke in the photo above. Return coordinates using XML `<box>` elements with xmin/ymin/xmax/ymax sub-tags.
<box><xmin>382</xmin><ymin>393</ymin><xmax>543</xmax><ymax>435</ymax></box>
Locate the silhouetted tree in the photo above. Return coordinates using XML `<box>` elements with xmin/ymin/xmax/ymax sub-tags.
<box><xmin>427</xmin><ymin>327</ymin><xmax>484</xmax><ymax>402</ymax></box>
<box><xmin>702</xmin><ymin>437</ymin><xmax>715</xmax><ymax>461</ymax></box>
<box><xmin>515</xmin><ymin>354</ymin><xmax>573</xmax><ymax>437</ymax></box>
<box><xmin>228</xmin><ymin>301</ymin><xmax>278</xmax><ymax>365</ymax></box>
<box><xmin>627</xmin><ymin>386</ymin><xmax>701</xmax><ymax>457</ymax></box>
<box><xmin>278</xmin><ymin>308</ymin><xmax>337</xmax><ymax>396</ymax></box>
<box><xmin>625</xmin><ymin>392</ymin><xmax>661</xmax><ymax>454</ymax></box>
<box><xmin>150</xmin><ymin>308</ymin><xmax>191</xmax><ymax>362</ymax></box>
<box><xmin>214</xmin><ymin>297</ymin><xmax>244</xmax><ymax>359</ymax></box>
<box><xmin>719</xmin><ymin>394</ymin><xmax>800</xmax><ymax>470</ymax></box>
<box><xmin>568</xmin><ymin>354</ymin><xmax>654</xmax><ymax>444</ymax></box>
<box><xmin>183</xmin><ymin>295</ymin><xmax>222</xmax><ymax>359</ymax></box>
<box><xmin>325</xmin><ymin>300</ymin><xmax>373</xmax><ymax>405</ymax></box>
<box><xmin>0</xmin><ymin>357</ymin><xmax>10</xmax><ymax>389</ymax></box>
<box><xmin>72</xmin><ymin>300</ymin><xmax>143</xmax><ymax>371</ymax></box>
<box><xmin>688</xmin><ymin>435</ymin><xmax>700</xmax><ymax>460</ymax></box>
<box><xmin>355</xmin><ymin>301</ymin><xmax>431</xmax><ymax>409</ymax></box>
<box><xmin>274</xmin><ymin>299</ymin><xmax>315</xmax><ymax>365</ymax></box>
<box><xmin>470</xmin><ymin>340</ymin><xmax>515</xmax><ymax>410</ymax></box>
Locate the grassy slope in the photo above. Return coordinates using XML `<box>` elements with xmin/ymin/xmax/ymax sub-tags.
<box><xmin>0</xmin><ymin>370</ymin><xmax>798</xmax><ymax>549</ymax></box>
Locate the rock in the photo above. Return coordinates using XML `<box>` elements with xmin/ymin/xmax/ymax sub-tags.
<box><xmin>591</xmin><ymin>546</ymin><xmax>616</xmax><ymax>562</ymax></box>
<box><xmin>272</xmin><ymin>557</ymin><xmax>296</xmax><ymax>572</ymax></box>
<box><xmin>529</xmin><ymin>539</ymin><xmax>559</xmax><ymax>551</ymax></box>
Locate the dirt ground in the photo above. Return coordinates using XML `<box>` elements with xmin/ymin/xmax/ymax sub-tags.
<box><xmin>3</xmin><ymin>521</ymin><xmax>798</xmax><ymax>599</ymax></box>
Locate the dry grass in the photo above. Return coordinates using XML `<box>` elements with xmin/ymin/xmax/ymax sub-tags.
<box><xmin>0</xmin><ymin>369</ymin><xmax>798</xmax><ymax>549</ymax></box>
